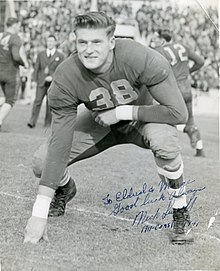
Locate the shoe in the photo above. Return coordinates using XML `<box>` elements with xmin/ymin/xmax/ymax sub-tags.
<box><xmin>171</xmin><ymin>206</ymin><xmax>194</xmax><ymax>245</ymax></box>
<box><xmin>184</xmin><ymin>126</ymin><xmax>200</xmax><ymax>149</ymax></box>
<box><xmin>195</xmin><ymin>149</ymin><xmax>205</xmax><ymax>157</ymax></box>
<box><xmin>48</xmin><ymin>177</ymin><xmax>77</xmax><ymax>217</ymax></box>
<box><xmin>27</xmin><ymin>123</ymin><xmax>35</xmax><ymax>128</ymax></box>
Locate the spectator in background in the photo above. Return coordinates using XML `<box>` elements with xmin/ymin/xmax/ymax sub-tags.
<box><xmin>135</xmin><ymin>2</ymin><xmax>218</xmax><ymax>90</ymax></box>
<box><xmin>15</xmin><ymin>0</ymin><xmax>218</xmax><ymax>90</ymax></box>
<box><xmin>0</xmin><ymin>17</ymin><xmax>28</xmax><ymax>131</ymax></box>
<box><xmin>27</xmin><ymin>35</ymin><xmax>64</xmax><ymax>128</ymax></box>
<box><xmin>19</xmin><ymin>66</ymin><xmax>28</xmax><ymax>100</ymax></box>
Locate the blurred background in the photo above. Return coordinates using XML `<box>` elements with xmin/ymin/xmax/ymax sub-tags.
<box><xmin>0</xmin><ymin>0</ymin><xmax>219</xmax><ymax>113</ymax></box>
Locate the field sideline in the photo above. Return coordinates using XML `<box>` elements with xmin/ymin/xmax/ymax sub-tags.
<box><xmin>0</xmin><ymin>100</ymin><xmax>219</xmax><ymax>271</ymax></box>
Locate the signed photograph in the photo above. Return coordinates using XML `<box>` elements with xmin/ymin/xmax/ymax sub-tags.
<box><xmin>0</xmin><ymin>0</ymin><xmax>219</xmax><ymax>270</ymax></box>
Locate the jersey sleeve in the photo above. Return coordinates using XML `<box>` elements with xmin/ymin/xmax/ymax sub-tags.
<box><xmin>136</xmin><ymin>46</ymin><xmax>188</xmax><ymax>125</ymax></box>
<box><xmin>39</xmin><ymin>80</ymin><xmax>79</xmax><ymax>189</ymax></box>
<box><xmin>188</xmin><ymin>48</ymin><xmax>204</xmax><ymax>73</ymax></box>
<box><xmin>117</xmin><ymin>40</ymin><xmax>187</xmax><ymax>125</ymax></box>
<box><xmin>137</xmin><ymin>65</ymin><xmax>188</xmax><ymax>125</ymax></box>
<box><xmin>10</xmin><ymin>34</ymin><xmax>24</xmax><ymax>66</ymax></box>
<box><xmin>139</xmin><ymin>47</ymin><xmax>170</xmax><ymax>86</ymax></box>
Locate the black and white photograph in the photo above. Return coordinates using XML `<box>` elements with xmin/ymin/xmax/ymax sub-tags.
<box><xmin>0</xmin><ymin>0</ymin><xmax>219</xmax><ymax>270</ymax></box>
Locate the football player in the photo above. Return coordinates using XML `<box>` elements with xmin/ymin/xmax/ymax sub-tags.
<box><xmin>0</xmin><ymin>17</ymin><xmax>28</xmax><ymax>131</ymax></box>
<box><xmin>155</xmin><ymin>28</ymin><xmax>205</xmax><ymax>157</ymax></box>
<box><xmin>24</xmin><ymin>12</ymin><xmax>194</xmax><ymax>245</ymax></box>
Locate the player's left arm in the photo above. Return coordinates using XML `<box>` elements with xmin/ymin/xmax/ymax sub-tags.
<box><xmin>94</xmin><ymin>44</ymin><xmax>187</xmax><ymax>127</ymax></box>
<box><xmin>188</xmin><ymin>49</ymin><xmax>204</xmax><ymax>73</ymax></box>
<box><xmin>94</xmin><ymin>70</ymin><xmax>188</xmax><ymax>127</ymax></box>
<box><xmin>137</xmin><ymin>70</ymin><xmax>188</xmax><ymax>125</ymax></box>
<box><xmin>131</xmin><ymin>49</ymin><xmax>188</xmax><ymax>125</ymax></box>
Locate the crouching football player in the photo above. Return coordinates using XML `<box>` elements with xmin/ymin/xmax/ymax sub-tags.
<box><xmin>24</xmin><ymin>11</ymin><xmax>195</xmax><ymax>245</ymax></box>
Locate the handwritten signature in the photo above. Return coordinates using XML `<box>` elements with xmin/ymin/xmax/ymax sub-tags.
<box><xmin>102</xmin><ymin>179</ymin><xmax>206</xmax><ymax>232</ymax></box>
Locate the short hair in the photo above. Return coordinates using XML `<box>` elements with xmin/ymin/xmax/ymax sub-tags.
<box><xmin>48</xmin><ymin>35</ymin><xmax>57</xmax><ymax>41</ymax></box>
<box><xmin>73</xmin><ymin>11</ymin><xmax>116</xmax><ymax>37</ymax></box>
<box><xmin>6</xmin><ymin>17</ymin><xmax>19</xmax><ymax>27</ymax></box>
<box><xmin>158</xmin><ymin>28</ymin><xmax>172</xmax><ymax>42</ymax></box>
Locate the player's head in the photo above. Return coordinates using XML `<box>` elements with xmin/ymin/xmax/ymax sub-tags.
<box><xmin>46</xmin><ymin>35</ymin><xmax>57</xmax><ymax>50</ymax></box>
<box><xmin>73</xmin><ymin>11</ymin><xmax>116</xmax><ymax>37</ymax></box>
<box><xmin>6</xmin><ymin>17</ymin><xmax>20</xmax><ymax>33</ymax></box>
<box><xmin>149</xmin><ymin>32</ymin><xmax>163</xmax><ymax>48</ymax></box>
<box><xmin>158</xmin><ymin>28</ymin><xmax>172</xmax><ymax>43</ymax></box>
<box><xmin>73</xmin><ymin>12</ymin><xmax>116</xmax><ymax>73</ymax></box>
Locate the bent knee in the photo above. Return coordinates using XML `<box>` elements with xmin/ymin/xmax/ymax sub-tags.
<box><xmin>151</xmin><ymin>142</ymin><xmax>180</xmax><ymax>160</ymax></box>
<box><xmin>145</xmin><ymin>124</ymin><xmax>181</xmax><ymax>160</ymax></box>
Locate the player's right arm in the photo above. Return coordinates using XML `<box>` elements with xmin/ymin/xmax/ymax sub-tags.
<box><xmin>188</xmin><ymin>49</ymin><xmax>204</xmax><ymax>73</ymax></box>
<box><xmin>24</xmin><ymin>74</ymin><xmax>79</xmax><ymax>243</ymax></box>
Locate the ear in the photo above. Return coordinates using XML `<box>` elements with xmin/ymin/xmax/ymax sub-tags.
<box><xmin>109</xmin><ymin>36</ymin><xmax>115</xmax><ymax>50</ymax></box>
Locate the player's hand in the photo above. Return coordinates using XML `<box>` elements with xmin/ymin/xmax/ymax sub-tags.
<box><xmin>24</xmin><ymin>216</ymin><xmax>48</xmax><ymax>244</ymax></box>
<box><xmin>92</xmin><ymin>108</ymin><xmax>119</xmax><ymax>127</ymax></box>
<box><xmin>45</xmin><ymin>75</ymin><xmax>53</xmax><ymax>82</ymax></box>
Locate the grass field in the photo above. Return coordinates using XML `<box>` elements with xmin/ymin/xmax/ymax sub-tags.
<box><xmin>0</xmin><ymin>101</ymin><xmax>219</xmax><ymax>271</ymax></box>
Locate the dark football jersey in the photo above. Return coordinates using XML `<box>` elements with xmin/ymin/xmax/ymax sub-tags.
<box><xmin>41</xmin><ymin>39</ymin><xmax>183</xmax><ymax>189</ymax></box>
<box><xmin>48</xmin><ymin>39</ymin><xmax>169</xmax><ymax>112</ymax></box>
<box><xmin>0</xmin><ymin>32</ymin><xmax>23</xmax><ymax>73</ymax></box>
<box><xmin>156</xmin><ymin>42</ymin><xmax>190</xmax><ymax>81</ymax></box>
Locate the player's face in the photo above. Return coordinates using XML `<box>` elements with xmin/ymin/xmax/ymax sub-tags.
<box><xmin>47</xmin><ymin>37</ymin><xmax>56</xmax><ymax>50</ymax></box>
<box><xmin>150</xmin><ymin>33</ymin><xmax>163</xmax><ymax>48</ymax></box>
<box><xmin>75</xmin><ymin>28</ymin><xmax>115</xmax><ymax>73</ymax></box>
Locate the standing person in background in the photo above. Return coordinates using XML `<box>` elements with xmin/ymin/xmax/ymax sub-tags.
<box><xmin>19</xmin><ymin>66</ymin><xmax>28</xmax><ymax>100</ymax></box>
<box><xmin>155</xmin><ymin>28</ymin><xmax>205</xmax><ymax>157</ymax></box>
<box><xmin>0</xmin><ymin>17</ymin><xmax>28</xmax><ymax>131</ymax></box>
<box><xmin>24</xmin><ymin>12</ymin><xmax>195</xmax><ymax>245</ymax></box>
<box><xmin>27</xmin><ymin>35</ymin><xmax>64</xmax><ymax>128</ymax></box>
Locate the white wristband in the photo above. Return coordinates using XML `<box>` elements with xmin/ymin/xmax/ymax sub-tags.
<box><xmin>115</xmin><ymin>105</ymin><xmax>134</xmax><ymax>120</ymax></box>
<box><xmin>32</xmin><ymin>195</ymin><xmax>52</xmax><ymax>219</ymax></box>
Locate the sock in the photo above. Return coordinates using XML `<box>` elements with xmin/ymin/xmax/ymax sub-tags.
<box><xmin>168</xmin><ymin>186</ymin><xmax>187</xmax><ymax>209</ymax></box>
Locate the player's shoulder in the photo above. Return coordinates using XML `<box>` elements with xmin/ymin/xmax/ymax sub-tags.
<box><xmin>54</xmin><ymin>51</ymin><xmax>80</xmax><ymax>77</ymax></box>
<box><xmin>114</xmin><ymin>39</ymin><xmax>166</xmax><ymax>70</ymax></box>
<box><xmin>115</xmin><ymin>38</ymin><xmax>153</xmax><ymax>58</ymax></box>
<box><xmin>154</xmin><ymin>45</ymin><xmax>166</xmax><ymax>55</ymax></box>
<box><xmin>171</xmin><ymin>41</ymin><xmax>189</xmax><ymax>50</ymax></box>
